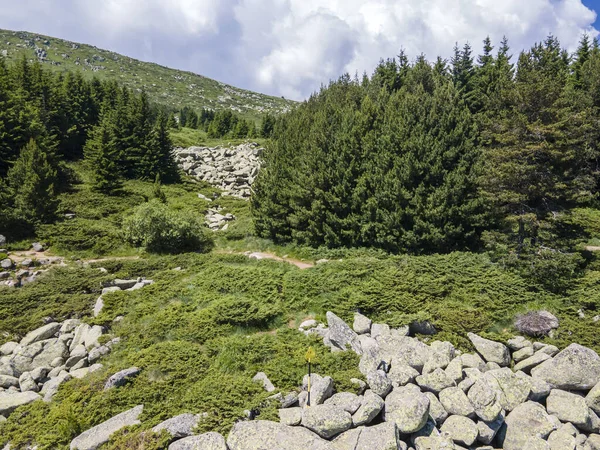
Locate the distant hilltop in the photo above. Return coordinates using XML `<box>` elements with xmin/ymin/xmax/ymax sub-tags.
<box><xmin>0</xmin><ymin>29</ymin><xmax>295</xmax><ymax>121</ymax></box>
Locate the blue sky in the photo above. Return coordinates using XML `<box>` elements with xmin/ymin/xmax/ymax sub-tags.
<box><xmin>0</xmin><ymin>0</ymin><xmax>598</xmax><ymax>100</ymax></box>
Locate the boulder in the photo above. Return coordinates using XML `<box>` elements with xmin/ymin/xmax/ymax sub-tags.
<box><xmin>332</xmin><ymin>422</ymin><xmax>402</xmax><ymax>450</ymax></box>
<box><xmin>301</xmin><ymin>404</ymin><xmax>352</xmax><ymax>439</ymax></box>
<box><xmin>485</xmin><ymin>368</ymin><xmax>530</xmax><ymax>411</ymax></box>
<box><xmin>104</xmin><ymin>367</ymin><xmax>140</xmax><ymax>390</ymax></box>
<box><xmin>587</xmin><ymin>381</ymin><xmax>600</xmax><ymax>414</ymax></box>
<box><xmin>546</xmin><ymin>389</ymin><xmax>590</xmax><ymax>427</ymax></box>
<box><xmin>384</xmin><ymin>384</ymin><xmax>430</xmax><ymax>433</ymax></box>
<box><xmin>383</xmin><ymin>337</ymin><xmax>431</xmax><ymax>372</ymax></box>
<box><xmin>414</xmin><ymin>432</ymin><xmax>456</xmax><ymax>450</ymax></box>
<box><xmin>513</xmin><ymin>346</ymin><xmax>534</xmax><ymax>363</ymax></box>
<box><xmin>424</xmin><ymin>392</ymin><xmax>448</xmax><ymax>425</ymax></box>
<box><xmin>388</xmin><ymin>362</ymin><xmax>419</xmax><ymax>386</ymax></box>
<box><xmin>0</xmin><ymin>259</ymin><xmax>13</xmax><ymax>270</ymax></box>
<box><xmin>41</xmin><ymin>372</ymin><xmax>72</xmax><ymax>402</ymax></box>
<box><xmin>531</xmin><ymin>343</ymin><xmax>600</xmax><ymax>390</ymax></box>
<box><xmin>498</xmin><ymin>401</ymin><xmax>557</xmax><ymax>450</ymax></box>
<box><xmin>0</xmin><ymin>375</ymin><xmax>19</xmax><ymax>389</ymax></box>
<box><xmin>279</xmin><ymin>407</ymin><xmax>302</xmax><ymax>426</ymax></box>
<box><xmin>227</xmin><ymin>420</ymin><xmax>332</xmax><ymax>450</ymax></box>
<box><xmin>438</xmin><ymin>387</ymin><xmax>474</xmax><ymax>417</ymax></box>
<box><xmin>371</xmin><ymin>323</ymin><xmax>390</xmax><ymax>339</ymax></box>
<box><xmin>547</xmin><ymin>429</ymin><xmax>576</xmax><ymax>450</ymax></box>
<box><xmin>303</xmin><ymin>374</ymin><xmax>334</xmax><ymax>406</ymax></box>
<box><xmin>477</xmin><ymin>411</ymin><xmax>505</xmax><ymax>445</ymax></box>
<box><xmin>513</xmin><ymin>352</ymin><xmax>552</xmax><ymax>373</ymax></box>
<box><xmin>587</xmin><ymin>434</ymin><xmax>600</xmax><ymax>450</ymax></box>
<box><xmin>416</xmin><ymin>368</ymin><xmax>455</xmax><ymax>394</ymax></box>
<box><xmin>152</xmin><ymin>413</ymin><xmax>200</xmax><ymax>439</ymax></box>
<box><xmin>20</xmin><ymin>322</ymin><xmax>61</xmax><ymax>346</ymax></box>
<box><xmin>440</xmin><ymin>415</ymin><xmax>478</xmax><ymax>446</ymax></box>
<box><xmin>60</xmin><ymin>319</ymin><xmax>82</xmax><ymax>334</ymax></box>
<box><xmin>31</xmin><ymin>242</ymin><xmax>44</xmax><ymax>252</ymax></box>
<box><xmin>444</xmin><ymin>357</ymin><xmax>463</xmax><ymax>384</ymax></box>
<box><xmin>352</xmin><ymin>389</ymin><xmax>384</xmax><ymax>426</ymax></box>
<box><xmin>0</xmin><ymin>342</ymin><xmax>18</xmax><ymax>356</ymax></box>
<box><xmin>0</xmin><ymin>391</ymin><xmax>41</xmax><ymax>415</ymax></box>
<box><xmin>70</xmin><ymin>405</ymin><xmax>143</xmax><ymax>450</ymax></box>
<box><xmin>467</xmin><ymin>332</ymin><xmax>510</xmax><ymax>366</ymax></box>
<box><xmin>252</xmin><ymin>372</ymin><xmax>275</xmax><ymax>392</ymax></box>
<box><xmin>468</xmin><ymin>377</ymin><xmax>502</xmax><ymax>421</ymax></box>
<box><xmin>324</xmin><ymin>392</ymin><xmax>362</xmax><ymax>414</ymax></box>
<box><xmin>18</xmin><ymin>372</ymin><xmax>38</xmax><ymax>392</ymax></box>
<box><xmin>326</xmin><ymin>312</ymin><xmax>362</xmax><ymax>354</ymax></box>
<box><xmin>353</xmin><ymin>313</ymin><xmax>372</xmax><ymax>335</ymax></box>
<box><xmin>0</xmin><ymin>234</ymin><xmax>5</xmax><ymax>246</ymax></box>
<box><xmin>168</xmin><ymin>433</ymin><xmax>227</xmax><ymax>450</ymax></box>
<box><xmin>32</xmin><ymin>340</ymin><xmax>69</xmax><ymax>368</ymax></box>
<box><xmin>87</xmin><ymin>346</ymin><xmax>110</xmax><ymax>364</ymax></box>
<box><xmin>366</xmin><ymin>369</ymin><xmax>392</xmax><ymax>398</ymax></box>
<box><xmin>507</xmin><ymin>336</ymin><xmax>533</xmax><ymax>351</ymax></box>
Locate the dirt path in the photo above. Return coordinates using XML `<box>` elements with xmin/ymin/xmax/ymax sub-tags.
<box><xmin>215</xmin><ymin>250</ymin><xmax>314</xmax><ymax>269</ymax></box>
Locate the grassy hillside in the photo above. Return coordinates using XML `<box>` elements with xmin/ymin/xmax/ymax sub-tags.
<box><xmin>0</xmin><ymin>29</ymin><xmax>295</xmax><ymax>121</ymax></box>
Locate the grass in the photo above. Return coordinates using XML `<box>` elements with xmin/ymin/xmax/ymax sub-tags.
<box><xmin>169</xmin><ymin>127</ymin><xmax>268</xmax><ymax>148</ymax></box>
<box><xmin>2</xmin><ymin>163</ymin><xmax>600</xmax><ymax>449</ymax></box>
<box><xmin>0</xmin><ymin>29</ymin><xmax>295</xmax><ymax>122</ymax></box>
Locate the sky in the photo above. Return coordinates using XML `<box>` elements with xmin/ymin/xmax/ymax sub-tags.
<box><xmin>0</xmin><ymin>0</ymin><xmax>598</xmax><ymax>101</ymax></box>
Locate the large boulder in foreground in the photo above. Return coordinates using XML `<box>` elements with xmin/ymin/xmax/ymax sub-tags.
<box><xmin>301</xmin><ymin>404</ymin><xmax>352</xmax><ymax>439</ymax></box>
<box><xmin>384</xmin><ymin>384</ymin><xmax>430</xmax><ymax>433</ymax></box>
<box><xmin>0</xmin><ymin>391</ymin><xmax>41</xmax><ymax>416</ymax></box>
<box><xmin>498</xmin><ymin>401</ymin><xmax>557</xmax><ymax>450</ymax></box>
<box><xmin>531</xmin><ymin>343</ymin><xmax>600</xmax><ymax>390</ymax></box>
<box><xmin>70</xmin><ymin>405</ymin><xmax>143</xmax><ymax>450</ymax></box>
<box><xmin>227</xmin><ymin>420</ymin><xmax>332</xmax><ymax>450</ymax></box>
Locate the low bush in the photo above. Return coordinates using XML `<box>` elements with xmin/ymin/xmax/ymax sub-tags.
<box><xmin>122</xmin><ymin>200</ymin><xmax>214</xmax><ymax>254</ymax></box>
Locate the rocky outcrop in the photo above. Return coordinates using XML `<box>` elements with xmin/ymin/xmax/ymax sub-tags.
<box><xmin>0</xmin><ymin>319</ymin><xmax>116</xmax><ymax>418</ymax></box>
<box><xmin>174</xmin><ymin>144</ymin><xmax>262</xmax><ymax>199</ymax></box>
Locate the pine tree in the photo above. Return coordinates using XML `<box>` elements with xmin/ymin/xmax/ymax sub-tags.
<box><xmin>7</xmin><ymin>139</ymin><xmax>58</xmax><ymax>224</ymax></box>
<box><xmin>84</xmin><ymin>114</ymin><xmax>122</xmax><ymax>194</ymax></box>
<box><xmin>140</xmin><ymin>112</ymin><xmax>179</xmax><ymax>182</ymax></box>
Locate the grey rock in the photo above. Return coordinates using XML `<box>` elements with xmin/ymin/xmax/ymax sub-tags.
<box><xmin>20</xmin><ymin>322</ymin><xmax>61</xmax><ymax>346</ymax></box>
<box><xmin>104</xmin><ymin>367</ymin><xmax>140</xmax><ymax>390</ymax></box>
<box><xmin>110</xmin><ymin>279</ymin><xmax>138</xmax><ymax>290</ymax></box>
<box><xmin>353</xmin><ymin>313</ymin><xmax>372</xmax><ymax>335</ymax></box>
<box><xmin>546</xmin><ymin>389</ymin><xmax>590</xmax><ymax>427</ymax></box>
<box><xmin>31</xmin><ymin>243</ymin><xmax>44</xmax><ymax>252</ymax></box>
<box><xmin>468</xmin><ymin>377</ymin><xmax>502</xmax><ymax>421</ymax></box>
<box><xmin>32</xmin><ymin>340</ymin><xmax>69</xmax><ymax>368</ymax></box>
<box><xmin>587</xmin><ymin>381</ymin><xmax>600</xmax><ymax>414</ymax></box>
<box><xmin>587</xmin><ymin>434</ymin><xmax>600</xmax><ymax>450</ymax></box>
<box><xmin>83</xmin><ymin>325</ymin><xmax>103</xmax><ymax>350</ymax></box>
<box><xmin>0</xmin><ymin>375</ymin><xmax>19</xmax><ymax>389</ymax></box>
<box><xmin>278</xmin><ymin>407</ymin><xmax>302</xmax><ymax>426</ymax></box>
<box><xmin>70</xmin><ymin>324</ymin><xmax>91</xmax><ymax>352</ymax></box>
<box><xmin>253</xmin><ymin>372</ymin><xmax>275</xmax><ymax>392</ymax></box>
<box><xmin>60</xmin><ymin>319</ymin><xmax>82</xmax><ymax>334</ymax></box>
<box><xmin>324</xmin><ymin>392</ymin><xmax>362</xmax><ymax>414</ymax></box>
<box><xmin>280</xmin><ymin>391</ymin><xmax>299</xmax><ymax>408</ymax></box>
<box><xmin>460</xmin><ymin>353</ymin><xmax>486</xmax><ymax>371</ymax></box>
<box><xmin>0</xmin><ymin>391</ymin><xmax>41</xmax><ymax>415</ymax></box>
<box><xmin>352</xmin><ymin>389</ymin><xmax>384</xmax><ymax>426</ymax></box>
<box><xmin>416</xmin><ymin>368</ymin><xmax>455</xmax><ymax>394</ymax></box>
<box><xmin>477</xmin><ymin>411</ymin><xmax>505</xmax><ymax>445</ymax></box>
<box><xmin>88</xmin><ymin>346</ymin><xmax>110</xmax><ymax>363</ymax></box>
<box><xmin>168</xmin><ymin>433</ymin><xmax>227</xmax><ymax>450</ymax></box>
<box><xmin>92</xmin><ymin>297</ymin><xmax>104</xmax><ymax>318</ymax></box>
<box><xmin>0</xmin><ymin>234</ymin><xmax>5</xmax><ymax>246</ymax></box>
<box><xmin>513</xmin><ymin>352</ymin><xmax>552</xmax><ymax>373</ymax></box>
<box><xmin>366</xmin><ymin>369</ymin><xmax>392</xmax><ymax>398</ymax></box>
<box><xmin>513</xmin><ymin>346</ymin><xmax>534</xmax><ymax>363</ymax></box>
<box><xmin>0</xmin><ymin>259</ymin><xmax>13</xmax><ymax>270</ymax></box>
<box><xmin>507</xmin><ymin>336</ymin><xmax>533</xmax><ymax>351</ymax></box>
<box><xmin>382</xmin><ymin>336</ymin><xmax>431</xmax><ymax>372</ymax></box>
<box><xmin>70</xmin><ymin>405</ymin><xmax>143</xmax><ymax>450</ymax></box>
<box><xmin>514</xmin><ymin>371</ymin><xmax>551</xmax><ymax>402</ymax></box>
<box><xmin>535</xmin><ymin>344</ymin><xmax>560</xmax><ymax>357</ymax></box>
<box><xmin>424</xmin><ymin>391</ymin><xmax>448</xmax><ymax>425</ymax></box>
<box><xmin>30</xmin><ymin>366</ymin><xmax>49</xmax><ymax>382</ymax></box>
<box><xmin>332</xmin><ymin>422</ymin><xmax>403</xmax><ymax>450</ymax></box>
<box><xmin>485</xmin><ymin>368</ymin><xmax>530</xmax><ymax>411</ymax></box>
<box><xmin>531</xmin><ymin>343</ymin><xmax>600</xmax><ymax>390</ymax></box>
<box><xmin>440</xmin><ymin>415</ymin><xmax>478</xmax><ymax>446</ymax></box>
<box><xmin>0</xmin><ymin>272</ymin><xmax>9</xmax><ymax>280</ymax></box>
<box><xmin>388</xmin><ymin>362</ymin><xmax>419</xmax><ymax>386</ymax></box>
<box><xmin>467</xmin><ymin>332</ymin><xmax>510</xmax><ymax>367</ymax></box>
<box><xmin>371</xmin><ymin>323</ymin><xmax>390</xmax><ymax>339</ymax></box>
<box><xmin>18</xmin><ymin>372</ymin><xmax>38</xmax><ymax>392</ymax></box>
<box><xmin>498</xmin><ymin>401</ymin><xmax>557</xmax><ymax>450</ymax></box>
<box><xmin>326</xmin><ymin>311</ymin><xmax>362</xmax><ymax>354</ymax></box>
<box><xmin>152</xmin><ymin>413</ymin><xmax>200</xmax><ymax>439</ymax></box>
<box><xmin>0</xmin><ymin>364</ymin><xmax>15</xmax><ymax>377</ymax></box>
<box><xmin>301</xmin><ymin>404</ymin><xmax>352</xmax><ymax>439</ymax></box>
<box><xmin>350</xmin><ymin>378</ymin><xmax>366</xmax><ymax>395</ymax></box>
<box><xmin>439</xmin><ymin>387</ymin><xmax>474</xmax><ymax>417</ymax></box>
<box><xmin>414</xmin><ymin>432</ymin><xmax>456</xmax><ymax>450</ymax></box>
<box><xmin>0</xmin><ymin>342</ymin><xmax>17</xmax><ymax>357</ymax></box>
<box><xmin>227</xmin><ymin>420</ymin><xmax>331</xmax><ymax>450</ymax></box>
<box><xmin>298</xmin><ymin>319</ymin><xmax>317</xmax><ymax>331</ymax></box>
<box><xmin>384</xmin><ymin>384</ymin><xmax>430</xmax><ymax>433</ymax></box>
<box><xmin>547</xmin><ymin>429</ymin><xmax>576</xmax><ymax>450</ymax></box>
<box><xmin>41</xmin><ymin>372</ymin><xmax>72</xmax><ymax>402</ymax></box>
<box><xmin>303</xmin><ymin>373</ymin><xmax>334</xmax><ymax>406</ymax></box>
<box><xmin>444</xmin><ymin>357</ymin><xmax>463</xmax><ymax>384</ymax></box>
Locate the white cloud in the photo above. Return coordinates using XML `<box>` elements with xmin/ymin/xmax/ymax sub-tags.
<box><xmin>0</xmin><ymin>0</ymin><xmax>597</xmax><ymax>100</ymax></box>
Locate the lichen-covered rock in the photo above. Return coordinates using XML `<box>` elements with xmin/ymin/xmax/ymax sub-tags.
<box><xmin>416</xmin><ymin>368</ymin><xmax>455</xmax><ymax>394</ymax></box>
<box><xmin>70</xmin><ymin>405</ymin><xmax>143</xmax><ymax>450</ymax></box>
<box><xmin>20</xmin><ymin>322</ymin><xmax>61</xmax><ymax>346</ymax></box>
<box><xmin>152</xmin><ymin>413</ymin><xmax>200</xmax><ymax>439</ymax></box>
<box><xmin>531</xmin><ymin>344</ymin><xmax>600</xmax><ymax>390</ymax></box>
<box><xmin>0</xmin><ymin>391</ymin><xmax>41</xmax><ymax>416</ymax></box>
<box><xmin>513</xmin><ymin>352</ymin><xmax>552</xmax><ymax>373</ymax></box>
<box><xmin>227</xmin><ymin>420</ymin><xmax>332</xmax><ymax>450</ymax></box>
<box><xmin>485</xmin><ymin>368</ymin><xmax>530</xmax><ymax>411</ymax></box>
<box><xmin>546</xmin><ymin>389</ymin><xmax>590</xmax><ymax>427</ymax></box>
<box><xmin>332</xmin><ymin>422</ymin><xmax>403</xmax><ymax>450</ymax></box>
<box><xmin>326</xmin><ymin>312</ymin><xmax>362</xmax><ymax>354</ymax></box>
<box><xmin>515</xmin><ymin>371</ymin><xmax>551</xmax><ymax>402</ymax></box>
<box><xmin>467</xmin><ymin>377</ymin><xmax>502</xmax><ymax>421</ymax></box>
<box><xmin>444</xmin><ymin>357</ymin><xmax>463</xmax><ymax>385</ymax></box>
<box><xmin>168</xmin><ymin>432</ymin><xmax>228</xmax><ymax>450</ymax></box>
<box><xmin>383</xmin><ymin>337</ymin><xmax>431</xmax><ymax>372</ymax></box>
<box><xmin>547</xmin><ymin>429</ymin><xmax>576</xmax><ymax>450</ymax></box>
<box><xmin>303</xmin><ymin>373</ymin><xmax>334</xmax><ymax>406</ymax></box>
<box><xmin>498</xmin><ymin>401</ymin><xmax>557</xmax><ymax>450</ymax></box>
<box><xmin>384</xmin><ymin>384</ymin><xmax>430</xmax><ymax>433</ymax></box>
<box><xmin>301</xmin><ymin>404</ymin><xmax>352</xmax><ymax>439</ymax></box>
<box><xmin>388</xmin><ymin>362</ymin><xmax>419</xmax><ymax>386</ymax></box>
<box><xmin>279</xmin><ymin>407</ymin><xmax>302</xmax><ymax>426</ymax></box>
<box><xmin>414</xmin><ymin>432</ymin><xmax>456</xmax><ymax>450</ymax></box>
<box><xmin>352</xmin><ymin>389</ymin><xmax>384</xmax><ymax>426</ymax></box>
<box><xmin>104</xmin><ymin>367</ymin><xmax>140</xmax><ymax>390</ymax></box>
<box><xmin>477</xmin><ymin>411</ymin><xmax>505</xmax><ymax>445</ymax></box>
<box><xmin>324</xmin><ymin>392</ymin><xmax>362</xmax><ymax>414</ymax></box>
<box><xmin>438</xmin><ymin>387</ymin><xmax>474</xmax><ymax>417</ymax></box>
<box><xmin>467</xmin><ymin>333</ymin><xmax>510</xmax><ymax>367</ymax></box>
<box><xmin>366</xmin><ymin>369</ymin><xmax>392</xmax><ymax>398</ymax></box>
<box><xmin>353</xmin><ymin>313</ymin><xmax>372</xmax><ymax>335</ymax></box>
<box><xmin>587</xmin><ymin>381</ymin><xmax>600</xmax><ymax>414</ymax></box>
<box><xmin>41</xmin><ymin>372</ymin><xmax>72</xmax><ymax>402</ymax></box>
<box><xmin>424</xmin><ymin>392</ymin><xmax>448</xmax><ymax>425</ymax></box>
<box><xmin>440</xmin><ymin>415</ymin><xmax>478</xmax><ymax>446</ymax></box>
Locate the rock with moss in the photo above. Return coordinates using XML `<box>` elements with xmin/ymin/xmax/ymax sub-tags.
<box><xmin>384</xmin><ymin>384</ymin><xmax>430</xmax><ymax>433</ymax></box>
<box><xmin>301</xmin><ymin>404</ymin><xmax>353</xmax><ymax>439</ymax></box>
<box><xmin>168</xmin><ymin>432</ymin><xmax>227</xmax><ymax>450</ymax></box>
<box><xmin>440</xmin><ymin>415</ymin><xmax>478</xmax><ymax>446</ymax></box>
<box><xmin>498</xmin><ymin>401</ymin><xmax>557</xmax><ymax>450</ymax></box>
<box><xmin>70</xmin><ymin>405</ymin><xmax>143</xmax><ymax>450</ymax></box>
<box><xmin>531</xmin><ymin>344</ymin><xmax>600</xmax><ymax>390</ymax></box>
<box><xmin>352</xmin><ymin>390</ymin><xmax>384</xmax><ymax>426</ymax></box>
<box><xmin>152</xmin><ymin>413</ymin><xmax>201</xmax><ymax>439</ymax></box>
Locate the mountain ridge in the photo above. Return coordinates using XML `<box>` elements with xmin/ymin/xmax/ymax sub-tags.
<box><xmin>0</xmin><ymin>28</ymin><xmax>295</xmax><ymax>121</ymax></box>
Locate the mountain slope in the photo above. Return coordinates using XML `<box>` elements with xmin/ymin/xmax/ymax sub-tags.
<box><xmin>0</xmin><ymin>29</ymin><xmax>295</xmax><ymax>121</ymax></box>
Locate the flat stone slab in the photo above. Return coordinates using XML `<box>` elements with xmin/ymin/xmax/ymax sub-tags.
<box><xmin>70</xmin><ymin>405</ymin><xmax>143</xmax><ymax>450</ymax></box>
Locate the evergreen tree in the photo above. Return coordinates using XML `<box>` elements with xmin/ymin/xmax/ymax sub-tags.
<box><xmin>7</xmin><ymin>139</ymin><xmax>58</xmax><ymax>224</ymax></box>
<box><xmin>140</xmin><ymin>112</ymin><xmax>179</xmax><ymax>182</ymax></box>
<box><xmin>260</xmin><ymin>114</ymin><xmax>276</xmax><ymax>138</ymax></box>
<box><xmin>84</xmin><ymin>113</ymin><xmax>122</xmax><ymax>194</ymax></box>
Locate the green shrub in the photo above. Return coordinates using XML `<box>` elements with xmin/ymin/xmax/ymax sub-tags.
<box><xmin>122</xmin><ymin>200</ymin><xmax>214</xmax><ymax>254</ymax></box>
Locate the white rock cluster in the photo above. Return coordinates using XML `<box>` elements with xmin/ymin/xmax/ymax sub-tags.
<box><xmin>272</xmin><ymin>312</ymin><xmax>600</xmax><ymax>450</ymax></box>
<box><xmin>173</xmin><ymin>143</ymin><xmax>262</xmax><ymax>198</ymax></box>
<box><xmin>93</xmin><ymin>278</ymin><xmax>154</xmax><ymax>317</ymax></box>
<box><xmin>205</xmin><ymin>206</ymin><xmax>236</xmax><ymax>231</ymax></box>
<box><xmin>0</xmin><ymin>320</ymin><xmax>117</xmax><ymax>419</ymax></box>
